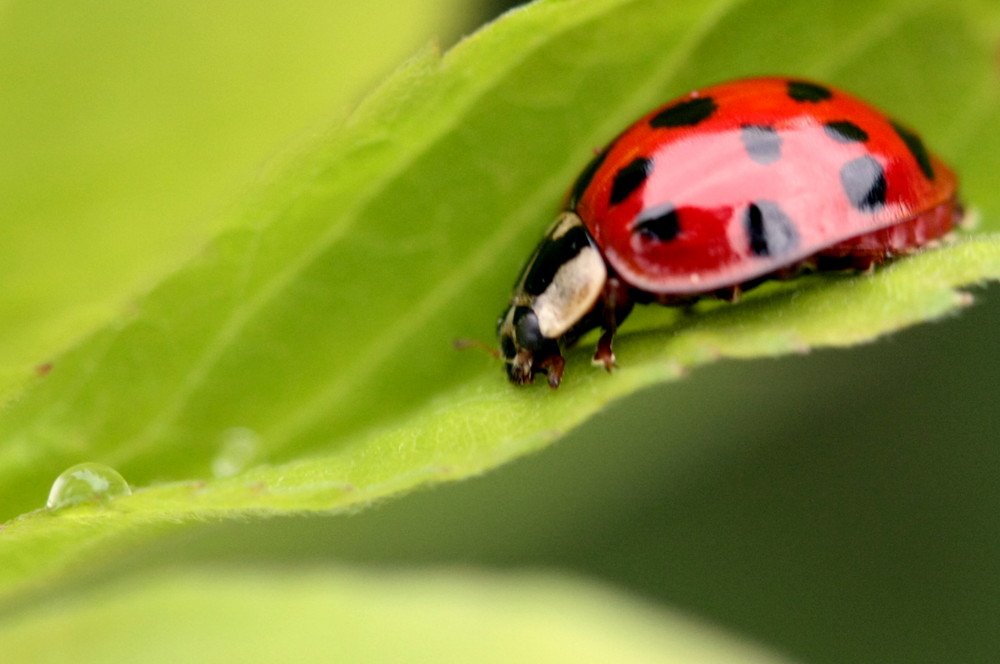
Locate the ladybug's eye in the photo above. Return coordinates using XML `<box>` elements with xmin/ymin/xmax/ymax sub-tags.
<box><xmin>513</xmin><ymin>306</ymin><xmax>542</xmax><ymax>352</ymax></box>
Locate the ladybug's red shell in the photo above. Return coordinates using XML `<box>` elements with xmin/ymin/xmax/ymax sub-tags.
<box><xmin>572</xmin><ymin>77</ymin><xmax>958</xmax><ymax>294</ymax></box>
<box><xmin>496</xmin><ymin>77</ymin><xmax>961</xmax><ymax>387</ymax></box>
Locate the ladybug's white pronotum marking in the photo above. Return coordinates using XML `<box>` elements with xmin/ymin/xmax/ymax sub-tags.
<box><xmin>532</xmin><ymin>214</ymin><xmax>607</xmax><ymax>338</ymax></box>
<box><xmin>498</xmin><ymin>213</ymin><xmax>607</xmax><ymax>385</ymax></box>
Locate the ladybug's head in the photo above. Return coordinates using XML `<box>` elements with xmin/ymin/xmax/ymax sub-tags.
<box><xmin>497</xmin><ymin>212</ymin><xmax>607</xmax><ymax>388</ymax></box>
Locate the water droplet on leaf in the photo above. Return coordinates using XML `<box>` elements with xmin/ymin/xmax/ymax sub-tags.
<box><xmin>211</xmin><ymin>427</ymin><xmax>259</xmax><ymax>478</ymax></box>
<box><xmin>46</xmin><ymin>463</ymin><xmax>131</xmax><ymax>510</ymax></box>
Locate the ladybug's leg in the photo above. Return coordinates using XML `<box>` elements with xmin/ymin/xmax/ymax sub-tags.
<box><xmin>536</xmin><ymin>353</ymin><xmax>566</xmax><ymax>389</ymax></box>
<box><xmin>713</xmin><ymin>284</ymin><xmax>742</xmax><ymax>303</ymax></box>
<box><xmin>593</xmin><ymin>330</ymin><xmax>616</xmax><ymax>372</ymax></box>
<box><xmin>851</xmin><ymin>254</ymin><xmax>882</xmax><ymax>273</ymax></box>
<box><xmin>592</xmin><ymin>276</ymin><xmax>633</xmax><ymax>373</ymax></box>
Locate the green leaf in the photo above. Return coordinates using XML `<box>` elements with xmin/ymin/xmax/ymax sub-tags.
<box><xmin>0</xmin><ymin>567</ymin><xmax>797</xmax><ymax>664</ymax></box>
<box><xmin>2</xmin><ymin>0</ymin><xmax>1000</xmax><ymax>598</ymax></box>
<box><xmin>0</xmin><ymin>0</ymin><xmax>469</xmax><ymax>397</ymax></box>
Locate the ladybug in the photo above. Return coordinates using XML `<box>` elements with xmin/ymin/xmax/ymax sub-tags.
<box><xmin>498</xmin><ymin>77</ymin><xmax>961</xmax><ymax>387</ymax></box>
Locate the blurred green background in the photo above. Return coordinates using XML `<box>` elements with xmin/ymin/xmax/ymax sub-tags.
<box><xmin>0</xmin><ymin>0</ymin><xmax>486</xmax><ymax>389</ymax></box>
<box><xmin>3</xmin><ymin>1</ymin><xmax>998</xmax><ymax>662</ymax></box>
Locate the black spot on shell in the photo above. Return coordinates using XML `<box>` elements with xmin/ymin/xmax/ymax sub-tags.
<box><xmin>744</xmin><ymin>201</ymin><xmax>799</xmax><ymax>257</ymax></box>
<box><xmin>824</xmin><ymin>121</ymin><xmax>869</xmax><ymax>143</ymax></box>
<box><xmin>633</xmin><ymin>203</ymin><xmax>680</xmax><ymax>242</ymax></box>
<box><xmin>741</xmin><ymin>124</ymin><xmax>783</xmax><ymax>164</ymax></box>
<box><xmin>569</xmin><ymin>148</ymin><xmax>607</xmax><ymax>208</ymax></box>
<box><xmin>787</xmin><ymin>80</ymin><xmax>832</xmax><ymax>103</ymax></box>
<box><xmin>650</xmin><ymin>97</ymin><xmax>718</xmax><ymax>128</ymax></box>
<box><xmin>840</xmin><ymin>155</ymin><xmax>886</xmax><ymax>211</ymax></box>
<box><xmin>891</xmin><ymin>121</ymin><xmax>935</xmax><ymax>180</ymax></box>
<box><xmin>522</xmin><ymin>224</ymin><xmax>593</xmax><ymax>297</ymax></box>
<box><xmin>609</xmin><ymin>157</ymin><xmax>652</xmax><ymax>205</ymax></box>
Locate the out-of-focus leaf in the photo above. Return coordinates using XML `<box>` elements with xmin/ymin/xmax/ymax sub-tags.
<box><xmin>0</xmin><ymin>567</ymin><xmax>799</xmax><ymax>664</ymax></box>
<box><xmin>0</xmin><ymin>0</ymin><xmax>468</xmax><ymax>395</ymax></box>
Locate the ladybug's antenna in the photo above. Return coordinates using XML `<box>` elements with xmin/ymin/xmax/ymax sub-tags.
<box><xmin>453</xmin><ymin>338</ymin><xmax>500</xmax><ymax>359</ymax></box>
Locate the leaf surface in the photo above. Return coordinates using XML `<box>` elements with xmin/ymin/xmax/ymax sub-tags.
<box><xmin>1</xmin><ymin>0</ymin><xmax>999</xmax><ymax>598</ymax></box>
